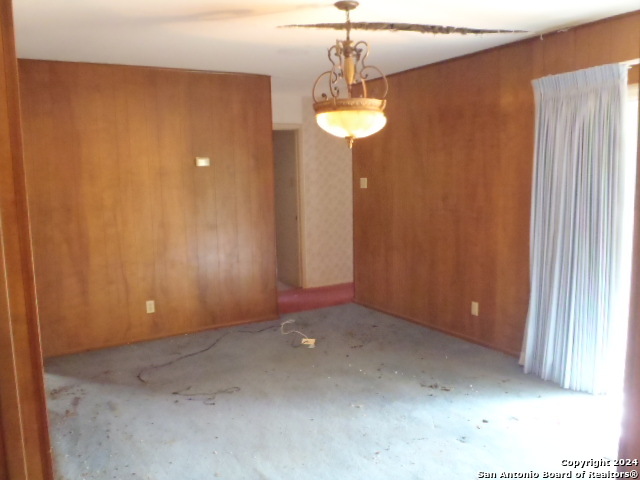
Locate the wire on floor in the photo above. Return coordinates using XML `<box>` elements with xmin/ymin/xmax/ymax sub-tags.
<box><xmin>280</xmin><ymin>319</ymin><xmax>315</xmax><ymax>348</ymax></box>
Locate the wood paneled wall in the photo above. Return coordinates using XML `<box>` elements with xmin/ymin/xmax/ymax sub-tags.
<box><xmin>19</xmin><ymin>60</ymin><xmax>278</xmax><ymax>357</ymax></box>
<box><xmin>0</xmin><ymin>1</ymin><xmax>52</xmax><ymax>478</ymax></box>
<box><xmin>353</xmin><ymin>11</ymin><xmax>640</xmax><ymax>355</ymax></box>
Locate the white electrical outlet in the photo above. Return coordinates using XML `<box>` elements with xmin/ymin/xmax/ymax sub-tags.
<box><xmin>471</xmin><ymin>301</ymin><xmax>479</xmax><ymax>316</ymax></box>
<box><xmin>301</xmin><ymin>338</ymin><xmax>316</xmax><ymax>348</ymax></box>
<box><xmin>146</xmin><ymin>300</ymin><xmax>155</xmax><ymax>314</ymax></box>
<box><xmin>360</xmin><ymin>178</ymin><xmax>368</xmax><ymax>189</ymax></box>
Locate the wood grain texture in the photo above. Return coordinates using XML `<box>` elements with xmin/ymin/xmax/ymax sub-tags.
<box><xmin>0</xmin><ymin>414</ymin><xmax>5</xmax><ymax>480</ymax></box>
<box><xmin>19</xmin><ymin>60</ymin><xmax>278</xmax><ymax>356</ymax></box>
<box><xmin>0</xmin><ymin>1</ymin><xmax>53</xmax><ymax>478</ymax></box>
<box><xmin>353</xmin><ymin>11</ymin><xmax>640</xmax><ymax>356</ymax></box>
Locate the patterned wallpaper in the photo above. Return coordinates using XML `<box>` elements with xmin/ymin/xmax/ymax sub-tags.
<box><xmin>300</xmin><ymin>98</ymin><xmax>354</xmax><ymax>287</ymax></box>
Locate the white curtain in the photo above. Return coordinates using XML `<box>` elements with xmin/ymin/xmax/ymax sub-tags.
<box><xmin>523</xmin><ymin>64</ymin><xmax>629</xmax><ymax>394</ymax></box>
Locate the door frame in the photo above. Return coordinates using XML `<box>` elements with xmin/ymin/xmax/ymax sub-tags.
<box><xmin>273</xmin><ymin>123</ymin><xmax>306</xmax><ymax>288</ymax></box>
<box><xmin>0</xmin><ymin>0</ymin><xmax>53</xmax><ymax>478</ymax></box>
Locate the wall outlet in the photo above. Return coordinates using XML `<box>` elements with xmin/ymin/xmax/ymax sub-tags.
<box><xmin>471</xmin><ymin>301</ymin><xmax>479</xmax><ymax>316</ymax></box>
<box><xmin>146</xmin><ymin>300</ymin><xmax>155</xmax><ymax>314</ymax></box>
<box><xmin>360</xmin><ymin>178</ymin><xmax>368</xmax><ymax>189</ymax></box>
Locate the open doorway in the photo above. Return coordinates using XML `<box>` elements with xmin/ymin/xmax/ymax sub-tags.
<box><xmin>273</xmin><ymin>128</ymin><xmax>303</xmax><ymax>291</ymax></box>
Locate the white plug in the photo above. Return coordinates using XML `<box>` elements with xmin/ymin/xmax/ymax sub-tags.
<box><xmin>301</xmin><ymin>338</ymin><xmax>316</xmax><ymax>348</ymax></box>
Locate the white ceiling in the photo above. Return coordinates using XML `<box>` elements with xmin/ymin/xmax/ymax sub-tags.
<box><xmin>13</xmin><ymin>0</ymin><xmax>640</xmax><ymax>98</ymax></box>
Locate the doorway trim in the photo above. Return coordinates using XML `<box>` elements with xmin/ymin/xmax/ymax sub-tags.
<box><xmin>0</xmin><ymin>0</ymin><xmax>53</xmax><ymax>478</ymax></box>
<box><xmin>273</xmin><ymin>123</ymin><xmax>306</xmax><ymax>288</ymax></box>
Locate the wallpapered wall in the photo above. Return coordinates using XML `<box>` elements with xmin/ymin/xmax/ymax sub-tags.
<box><xmin>299</xmin><ymin>99</ymin><xmax>354</xmax><ymax>287</ymax></box>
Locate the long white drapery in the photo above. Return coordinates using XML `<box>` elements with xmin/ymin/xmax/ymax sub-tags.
<box><xmin>523</xmin><ymin>64</ymin><xmax>629</xmax><ymax>394</ymax></box>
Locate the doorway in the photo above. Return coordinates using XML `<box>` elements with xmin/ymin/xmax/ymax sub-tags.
<box><xmin>273</xmin><ymin>128</ymin><xmax>303</xmax><ymax>290</ymax></box>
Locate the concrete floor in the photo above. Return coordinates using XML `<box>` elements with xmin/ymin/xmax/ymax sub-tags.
<box><xmin>45</xmin><ymin>304</ymin><xmax>622</xmax><ymax>479</ymax></box>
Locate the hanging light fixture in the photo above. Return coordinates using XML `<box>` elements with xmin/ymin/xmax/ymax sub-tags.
<box><xmin>312</xmin><ymin>1</ymin><xmax>388</xmax><ymax>148</ymax></box>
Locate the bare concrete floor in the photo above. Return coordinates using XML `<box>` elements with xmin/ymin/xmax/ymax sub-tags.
<box><xmin>45</xmin><ymin>304</ymin><xmax>622</xmax><ymax>479</ymax></box>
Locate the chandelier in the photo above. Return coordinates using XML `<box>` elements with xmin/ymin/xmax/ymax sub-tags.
<box><xmin>312</xmin><ymin>1</ymin><xmax>388</xmax><ymax>148</ymax></box>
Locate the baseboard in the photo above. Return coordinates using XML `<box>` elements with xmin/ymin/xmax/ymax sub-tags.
<box><xmin>45</xmin><ymin>312</ymin><xmax>280</xmax><ymax>358</ymax></box>
<box><xmin>278</xmin><ymin>282</ymin><xmax>355</xmax><ymax>314</ymax></box>
<box><xmin>354</xmin><ymin>299</ymin><xmax>520</xmax><ymax>358</ymax></box>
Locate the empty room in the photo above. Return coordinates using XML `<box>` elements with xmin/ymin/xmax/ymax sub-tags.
<box><xmin>1</xmin><ymin>1</ymin><xmax>639</xmax><ymax>479</ymax></box>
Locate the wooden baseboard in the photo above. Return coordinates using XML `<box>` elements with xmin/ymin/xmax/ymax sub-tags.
<box><xmin>45</xmin><ymin>312</ymin><xmax>280</xmax><ymax>358</ymax></box>
<box><xmin>354</xmin><ymin>300</ymin><xmax>520</xmax><ymax>358</ymax></box>
<box><xmin>278</xmin><ymin>282</ymin><xmax>355</xmax><ymax>314</ymax></box>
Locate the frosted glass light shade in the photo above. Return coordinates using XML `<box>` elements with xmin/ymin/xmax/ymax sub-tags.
<box><xmin>316</xmin><ymin>110</ymin><xmax>387</xmax><ymax>139</ymax></box>
<box><xmin>314</xmin><ymin>98</ymin><xmax>387</xmax><ymax>140</ymax></box>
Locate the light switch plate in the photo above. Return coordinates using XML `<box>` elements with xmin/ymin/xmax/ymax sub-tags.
<box><xmin>360</xmin><ymin>178</ymin><xmax>368</xmax><ymax>189</ymax></box>
<box><xmin>195</xmin><ymin>157</ymin><xmax>211</xmax><ymax>167</ymax></box>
